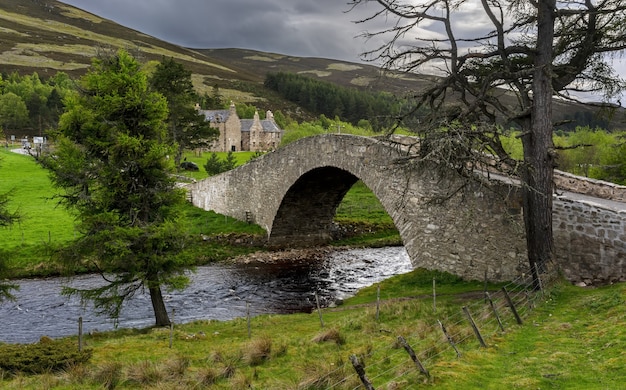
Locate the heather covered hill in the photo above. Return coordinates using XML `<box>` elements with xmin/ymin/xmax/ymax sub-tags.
<box><xmin>0</xmin><ymin>0</ymin><xmax>238</xmax><ymax>79</ymax></box>
<box><xmin>0</xmin><ymin>0</ymin><xmax>621</xmax><ymax>130</ymax></box>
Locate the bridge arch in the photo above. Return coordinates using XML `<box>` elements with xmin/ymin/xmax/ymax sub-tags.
<box><xmin>189</xmin><ymin>134</ymin><xmax>530</xmax><ymax>281</ymax></box>
<box><xmin>269</xmin><ymin>166</ymin><xmax>359</xmax><ymax>246</ymax></box>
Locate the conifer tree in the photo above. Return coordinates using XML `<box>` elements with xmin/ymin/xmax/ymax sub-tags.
<box><xmin>42</xmin><ymin>50</ymin><xmax>191</xmax><ymax>326</ymax></box>
<box><xmin>150</xmin><ymin>57</ymin><xmax>218</xmax><ymax>167</ymax></box>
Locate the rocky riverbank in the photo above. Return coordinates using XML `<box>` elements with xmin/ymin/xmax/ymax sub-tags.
<box><xmin>227</xmin><ymin>246</ymin><xmax>336</xmax><ymax>265</ymax></box>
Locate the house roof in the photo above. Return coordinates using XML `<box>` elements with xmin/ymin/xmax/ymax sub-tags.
<box><xmin>199</xmin><ymin>107</ymin><xmax>282</xmax><ymax>133</ymax></box>
<box><xmin>199</xmin><ymin>109</ymin><xmax>231</xmax><ymax>122</ymax></box>
<box><xmin>241</xmin><ymin>119</ymin><xmax>282</xmax><ymax>133</ymax></box>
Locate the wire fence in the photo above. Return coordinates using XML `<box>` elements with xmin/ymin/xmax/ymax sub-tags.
<box><xmin>311</xmin><ymin>267</ymin><xmax>557</xmax><ymax>390</ymax></box>
<box><xmin>134</xmin><ymin>264</ymin><xmax>555</xmax><ymax>389</ymax></box>
<box><xmin>64</xmin><ymin>261</ymin><xmax>556</xmax><ymax>389</ymax></box>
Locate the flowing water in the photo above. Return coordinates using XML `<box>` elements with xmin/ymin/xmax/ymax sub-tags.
<box><xmin>0</xmin><ymin>246</ymin><xmax>412</xmax><ymax>344</ymax></box>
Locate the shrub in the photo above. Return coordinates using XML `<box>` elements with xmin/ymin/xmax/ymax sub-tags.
<box><xmin>91</xmin><ymin>362</ymin><xmax>123</xmax><ymax>390</ymax></box>
<box><xmin>162</xmin><ymin>355</ymin><xmax>190</xmax><ymax>380</ymax></box>
<box><xmin>297</xmin><ymin>357</ymin><xmax>358</xmax><ymax>390</ymax></box>
<box><xmin>204</xmin><ymin>151</ymin><xmax>237</xmax><ymax>175</ymax></box>
<box><xmin>243</xmin><ymin>336</ymin><xmax>272</xmax><ymax>366</ymax></box>
<box><xmin>126</xmin><ymin>360</ymin><xmax>162</xmax><ymax>386</ymax></box>
<box><xmin>0</xmin><ymin>337</ymin><xmax>92</xmax><ymax>375</ymax></box>
<box><xmin>195</xmin><ymin>367</ymin><xmax>221</xmax><ymax>386</ymax></box>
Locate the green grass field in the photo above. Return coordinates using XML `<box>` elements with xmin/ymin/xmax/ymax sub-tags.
<box><xmin>0</xmin><ymin>148</ymin><xmax>78</xmax><ymax>274</ymax></box>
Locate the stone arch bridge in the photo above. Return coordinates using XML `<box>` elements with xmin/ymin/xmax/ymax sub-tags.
<box><xmin>187</xmin><ymin>134</ymin><xmax>626</xmax><ymax>284</ymax></box>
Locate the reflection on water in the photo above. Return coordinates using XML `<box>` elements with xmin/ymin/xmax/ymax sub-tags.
<box><xmin>0</xmin><ymin>246</ymin><xmax>411</xmax><ymax>343</ymax></box>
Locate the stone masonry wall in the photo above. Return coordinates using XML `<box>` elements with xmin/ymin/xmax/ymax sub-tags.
<box><xmin>188</xmin><ymin>134</ymin><xmax>626</xmax><ymax>285</ymax></box>
<box><xmin>553</xmin><ymin>196</ymin><xmax>626</xmax><ymax>284</ymax></box>
<box><xmin>554</xmin><ymin>170</ymin><xmax>626</xmax><ymax>202</ymax></box>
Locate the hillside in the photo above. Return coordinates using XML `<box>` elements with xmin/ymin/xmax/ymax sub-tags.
<box><xmin>0</xmin><ymin>0</ymin><xmax>622</xmax><ymax>130</ymax></box>
<box><xmin>0</xmin><ymin>1</ymin><xmax>250</xmax><ymax>85</ymax></box>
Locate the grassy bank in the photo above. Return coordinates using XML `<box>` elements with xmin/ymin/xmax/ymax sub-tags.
<box><xmin>0</xmin><ymin>270</ymin><xmax>623</xmax><ymax>389</ymax></box>
<box><xmin>1</xmin><ymin>149</ymin><xmax>624</xmax><ymax>388</ymax></box>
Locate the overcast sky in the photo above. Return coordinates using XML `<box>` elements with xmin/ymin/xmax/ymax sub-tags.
<box><xmin>57</xmin><ymin>0</ymin><xmax>625</xmax><ymax>104</ymax></box>
<box><xmin>58</xmin><ymin>0</ymin><xmax>384</xmax><ymax>64</ymax></box>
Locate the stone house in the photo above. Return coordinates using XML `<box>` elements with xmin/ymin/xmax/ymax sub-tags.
<box><xmin>198</xmin><ymin>102</ymin><xmax>283</xmax><ymax>152</ymax></box>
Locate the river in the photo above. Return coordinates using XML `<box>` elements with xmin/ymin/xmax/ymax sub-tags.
<box><xmin>0</xmin><ymin>246</ymin><xmax>412</xmax><ymax>344</ymax></box>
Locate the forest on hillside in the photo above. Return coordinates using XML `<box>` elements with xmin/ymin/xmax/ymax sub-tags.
<box><xmin>264</xmin><ymin>71</ymin><xmax>616</xmax><ymax>133</ymax></box>
<box><xmin>1</xmin><ymin>69</ymin><xmax>625</xmax><ymax>184</ymax></box>
<box><xmin>264</xmin><ymin>71</ymin><xmax>424</xmax><ymax>131</ymax></box>
<box><xmin>0</xmin><ymin>72</ymin><xmax>72</xmax><ymax>139</ymax></box>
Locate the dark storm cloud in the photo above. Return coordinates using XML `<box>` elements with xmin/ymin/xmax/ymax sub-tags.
<box><xmin>56</xmin><ymin>0</ymin><xmax>626</xmax><ymax>92</ymax></box>
<box><xmin>58</xmin><ymin>0</ymin><xmax>379</xmax><ymax>63</ymax></box>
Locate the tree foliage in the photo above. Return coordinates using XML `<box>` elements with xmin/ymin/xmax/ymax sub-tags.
<box><xmin>204</xmin><ymin>151</ymin><xmax>237</xmax><ymax>176</ymax></box>
<box><xmin>149</xmin><ymin>57</ymin><xmax>219</xmax><ymax>167</ymax></box>
<box><xmin>350</xmin><ymin>0</ymin><xmax>626</xmax><ymax>283</ymax></box>
<box><xmin>555</xmin><ymin>127</ymin><xmax>626</xmax><ymax>183</ymax></box>
<box><xmin>198</xmin><ymin>84</ymin><xmax>224</xmax><ymax>110</ymax></box>
<box><xmin>0</xmin><ymin>72</ymin><xmax>70</xmax><ymax>136</ymax></box>
<box><xmin>41</xmin><ymin>49</ymin><xmax>191</xmax><ymax>326</ymax></box>
<box><xmin>0</xmin><ymin>155</ymin><xmax>20</xmax><ymax>302</ymax></box>
<box><xmin>264</xmin><ymin>71</ymin><xmax>412</xmax><ymax>131</ymax></box>
<box><xmin>503</xmin><ymin>126</ymin><xmax>626</xmax><ymax>184</ymax></box>
<box><xmin>0</xmin><ymin>92</ymin><xmax>29</xmax><ymax>133</ymax></box>
<box><xmin>235</xmin><ymin>102</ymin><xmax>263</xmax><ymax>119</ymax></box>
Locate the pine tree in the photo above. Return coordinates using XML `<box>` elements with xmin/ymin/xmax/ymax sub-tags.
<box><xmin>41</xmin><ymin>50</ymin><xmax>191</xmax><ymax>326</ymax></box>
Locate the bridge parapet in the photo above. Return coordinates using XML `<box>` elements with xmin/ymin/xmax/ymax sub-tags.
<box><xmin>554</xmin><ymin>170</ymin><xmax>626</xmax><ymax>202</ymax></box>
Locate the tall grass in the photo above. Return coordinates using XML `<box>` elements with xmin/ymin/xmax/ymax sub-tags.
<box><xmin>0</xmin><ymin>271</ymin><xmax>622</xmax><ymax>389</ymax></box>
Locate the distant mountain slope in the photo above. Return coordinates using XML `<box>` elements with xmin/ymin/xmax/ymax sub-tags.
<box><xmin>197</xmin><ymin>48</ymin><xmax>437</xmax><ymax>96</ymax></box>
<box><xmin>200</xmin><ymin>49</ymin><xmax>624</xmax><ymax>130</ymax></box>
<box><xmin>0</xmin><ymin>0</ymin><xmax>235</xmax><ymax>77</ymax></box>
<box><xmin>0</xmin><ymin>0</ymin><xmax>622</xmax><ymax>130</ymax></box>
<box><xmin>0</xmin><ymin>0</ymin><xmax>260</xmax><ymax>97</ymax></box>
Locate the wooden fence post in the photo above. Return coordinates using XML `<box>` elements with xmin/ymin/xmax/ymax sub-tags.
<box><xmin>350</xmin><ymin>354</ymin><xmax>375</xmax><ymax>390</ymax></box>
<box><xmin>397</xmin><ymin>336</ymin><xmax>430</xmax><ymax>378</ymax></box>
<box><xmin>462</xmin><ymin>306</ymin><xmax>487</xmax><ymax>348</ymax></box>
<box><xmin>502</xmin><ymin>287</ymin><xmax>523</xmax><ymax>325</ymax></box>
<box><xmin>438</xmin><ymin>320</ymin><xmax>461</xmax><ymax>358</ymax></box>
<box><xmin>78</xmin><ymin>316</ymin><xmax>83</xmax><ymax>352</ymax></box>
<box><xmin>315</xmin><ymin>291</ymin><xmax>324</xmax><ymax>328</ymax></box>
<box><xmin>485</xmin><ymin>292</ymin><xmax>505</xmax><ymax>332</ymax></box>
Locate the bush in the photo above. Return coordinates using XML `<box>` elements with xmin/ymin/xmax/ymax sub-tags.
<box><xmin>204</xmin><ymin>151</ymin><xmax>236</xmax><ymax>175</ymax></box>
<box><xmin>0</xmin><ymin>337</ymin><xmax>92</xmax><ymax>374</ymax></box>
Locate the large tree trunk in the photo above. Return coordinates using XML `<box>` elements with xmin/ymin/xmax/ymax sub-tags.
<box><xmin>148</xmin><ymin>281</ymin><xmax>171</xmax><ymax>326</ymax></box>
<box><xmin>522</xmin><ymin>0</ymin><xmax>557</xmax><ymax>289</ymax></box>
